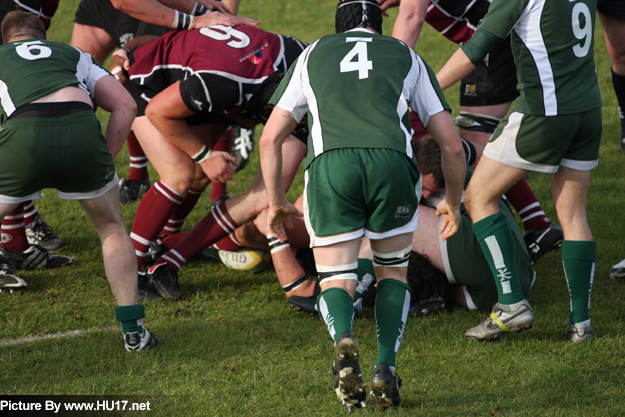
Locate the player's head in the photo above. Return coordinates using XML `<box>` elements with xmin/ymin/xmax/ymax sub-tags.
<box><xmin>2</xmin><ymin>10</ymin><xmax>46</xmax><ymax>44</ymax></box>
<box><xmin>241</xmin><ymin>71</ymin><xmax>308</xmax><ymax>134</ymax></box>
<box><xmin>335</xmin><ymin>0</ymin><xmax>382</xmax><ymax>35</ymax></box>
<box><xmin>244</xmin><ymin>71</ymin><xmax>284</xmax><ymax>124</ymax></box>
<box><xmin>413</xmin><ymin>135</ymin><xmax>445</xmax><ymax>189</ymax></box>
<box><xmin>406</xmin><ymin>251</ymin><xmax>450</xmax><ymax>304</ymax></box>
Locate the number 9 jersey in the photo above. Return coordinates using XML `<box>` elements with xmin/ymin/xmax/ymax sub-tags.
<box><xmin>127</xmin><ymin>25</ymin><xmax>308</xmax><ymax>117</ymax></box>
<box><xmin>462</xmin><ymin>0</ymin><xmax>601</xmax><ymax>116</ymax></box>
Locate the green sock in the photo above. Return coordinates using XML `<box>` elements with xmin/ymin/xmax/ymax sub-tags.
<box><xmin>115</xmin><ymin>304</ymin><xmax>145</xmax><ymax>335</ymax></box>
<box><xmin>374</xmin><ymin>279</ymin><xmax>412</xmax><ymax>367</ymax></box>
<box><xmin>562</xmin><ymin>240</ymin><xmax>596</xmax><ymax>324</ymax></box>
<box><xmin>472</xmin><ymin>212</ymin><xmax>525</xmax><ymax>305</ymax></box>
<box><xmin>317</xmin><ymin>288</ymin><xmax>354</xmax><ymax>342</ymax></box>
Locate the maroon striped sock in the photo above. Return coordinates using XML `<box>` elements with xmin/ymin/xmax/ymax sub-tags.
<box><xmin>1</xmin><ymin>204</ymin><xmax>29</xmax><ymax>253</ymax></box>
<box><xmin>505</xmin><ymin>178</ymin><xmax>550</xmax><ymax>231</ymax></box>
<box><xmin>130</xmin><ymin>181</ymin><xmax>183</xmax><ymax>269</ymax></box>
<box><xmin>161</xmin><ymin>189</ymin><xmax>204</xmax><ymax>236</ymax></box>
<box><xmin>22</xmin><ymin>201</ymin><xmax>38</xmax><ymax>226</ymax></box>
<box><xmin>211</xmin><ymin>232</ymin><xmax>244</xmax><ymax>251</ymax></box>
<box><xmin>155</xmin><ymin>201</ymin><xmax>238</xmax><ymax>271</ymax></box>
<box><xmin>127</xmin><ymin>130</ymin><xmax>149</xmax><ymax>181</ymax></box>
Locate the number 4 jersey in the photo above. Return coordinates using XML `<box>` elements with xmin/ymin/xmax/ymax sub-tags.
<box><xmin>462</xmin><ymin>0</ymin><xmax>601</xmax><ymax>116</ymax></box>
<box><xmin>271</xmin><ymin>28</ymin><xmax>451</xmax><ymax>169</ymax></box>
<box><xmin>127</xmin><ymin>26</ymin><xmax>307</xmax><ymax>116</ymax></box>
<box><xmin>0</xmin><ymin>39</ymin><xmax>108</xmax><ymax>124</ymax></box>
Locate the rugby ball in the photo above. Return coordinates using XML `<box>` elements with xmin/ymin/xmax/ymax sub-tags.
<box><xmin>218</xmin><ymin>248</ymin><xmax>271</xmax><ymax>273</ymax></box>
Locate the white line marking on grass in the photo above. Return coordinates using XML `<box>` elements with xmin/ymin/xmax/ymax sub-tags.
<box><xmin>0</xmin><ymin>327</ymin><xmax>116</xmax><ymax>346</ymax></box>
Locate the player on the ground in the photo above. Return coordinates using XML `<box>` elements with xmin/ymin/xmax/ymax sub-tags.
<box><xmin>0</xmin><ymin>11</ymin><xmax>157</xmax><ymax>351</ymax></box>
<box><xmin>261</xmin><ymin>0</ymin><xmax>466</xmax><ymax>409</ymax></box>
<box><xmin>437</xmin><ymin>0</ymin><xmax>601</xmax><ymax>344</ymax></box>
<box><xmin>117</xmin><ymin>25</ymin><xmax>309</xmax><ymax>300</ymax></box>
<box><xmin>271</xmin><ymin>135</ymin><xmax>535</xmax><ymax>318</ymax></box>
<box><xmin>377</xmin><ymin>0</ymin><xmax>564</xmax><ymax>263</ymax></box>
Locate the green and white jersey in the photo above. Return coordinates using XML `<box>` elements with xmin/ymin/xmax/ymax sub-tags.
<box><xmin>462</xmin><ymin>0</ymin><xmax>601</xmax><ymax>116</ymax></box>
<box><xmin>271</xmin><ymin>28</ymin><xmax>450</xmax><ymax>168</ymax></box>
<box><xmin>0</xmin><ymin>39</ymin><xmax>108</xmax><ymax>124</ymax></box>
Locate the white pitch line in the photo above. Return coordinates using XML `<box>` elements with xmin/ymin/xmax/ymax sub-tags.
<box><xmin>0</xmin><ymin>327</ymin><xmax>116</xmax><ymax>347</ymax></box>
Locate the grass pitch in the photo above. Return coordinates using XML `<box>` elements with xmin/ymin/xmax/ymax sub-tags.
<box><xmin>1</xmin><ymin>1</ymin><xmax>625</xmax><ymax>416</ymax></box>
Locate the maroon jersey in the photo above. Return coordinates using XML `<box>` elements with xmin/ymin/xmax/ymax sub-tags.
<box><xmin>128</xmin><ymin>25</ymin><xmax>306</xmax><ymax>116</ymax></box>
<box><xmin>425</xmin><ymin>0</ymin><xmax>491</xmax><ymax>45</ymax></box>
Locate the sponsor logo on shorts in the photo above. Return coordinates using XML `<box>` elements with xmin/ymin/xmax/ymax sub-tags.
<box><xmin>140</xmin><ymin>93</ymin><xmax>152</xmax><ymax>103</ymax></box>
<box><xmin>464</xmin><ymin>84</ymin><xmax>477</xmax><ymax>96</ymax></box>
<box><xmin>105</xmin><ymin>167</ymin><xmax>114</xmax><ymax>180</ymax></box>
<box><xmin>1</xmin><ymin>233</ymin><xmax>12</xmax><ymax>244</ymax></box>
<box><xmin>395</xmin><ymin>205</ymin><xmax>411</xmax><ymax>218</ymax></box>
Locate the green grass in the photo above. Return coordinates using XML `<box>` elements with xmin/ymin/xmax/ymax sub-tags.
<box><xmin>2</xmin><ymin>1</ymin><xmax>625</xmax><ymax>415</ymax></box>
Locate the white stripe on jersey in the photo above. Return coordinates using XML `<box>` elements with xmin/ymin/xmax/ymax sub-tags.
<box><xmin>514</xmin><ymin>0</ymin><xmax>557</xmax><ymax>115</ymax></box>
<box><xmin>0</xmin><ymin>80</ymin><xmax>16</xmax><ymax>117</ymax></box>
<box><xmin>398</xmin><ymin>50</ymin><xmax>421</xmax><ymax>159</ymax></box>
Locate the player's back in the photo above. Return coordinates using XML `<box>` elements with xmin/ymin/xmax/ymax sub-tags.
<box><xmin>129</xmin><ymin>25</ymin><xmax>285</xmax><ymax>88</ymax></box>
<box><xmin>0</xmin><ymin>39</ymin><xmax>92</xmax><ymax>123</ymax></box>
<box><xmin>305</xmin><ymin>30</ymin><xmax>415</xmax><ymax>154</ymax></box>
<box><xmin>480</xmin><ymin>0</ymin><xmax>601</xmax><ymax>115</ymax></box>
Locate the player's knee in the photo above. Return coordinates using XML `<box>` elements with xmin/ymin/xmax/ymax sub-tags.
<box><xmin>317</xmin><ymin>262</ymin><xmax>358</xmax><ymax>284</ymax></box>
<box><xmin>372</xmin><ymin>245</ymin><xmax>412</xmax><ymax>268</ymax></box>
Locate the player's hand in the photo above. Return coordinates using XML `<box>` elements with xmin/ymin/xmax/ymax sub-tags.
<box><xmin>198</xmin><ymin>0</ymin><xmax>234</xmax><ymax>15</ymax></box>
<box><xmin>377</xmin><ymin>0</ymin><xmax>400</xmax><ymax>15</ymax></box>
<box><xmin>109</xmin><ymin>52</ymin><xmax>130</xmax><ymax>83</ymax></box>
<box><xmin>200</xmin><ymin>151</ymin><xmax>237</xmax><ymax>184</ymax></box>
<box><xmin>191</xmin><ymin>11</ymin><xmax>260</xmax><ymax>29</ymax></box>
<box><xmin>267</xmin><ymin>202</ymin><xmax>303</xmax><ymax>243</ymax></box>
<box><xmin>435</xmin><ymin>198</ymin><xmax>461</xmax><ymax>241</ymax></box>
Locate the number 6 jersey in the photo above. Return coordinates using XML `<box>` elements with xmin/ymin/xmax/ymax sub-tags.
<box><xmin>127</xmin><ymin>26</ymin><xmax>307</xmax><ymax>116</ymax></box>
<box><xmin>0</xmin><ymin>40</ymin><xmax>108</xmax><ymax>124</ymax></box>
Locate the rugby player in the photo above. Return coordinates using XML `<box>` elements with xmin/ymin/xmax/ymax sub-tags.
<box><xmin>437</xmin><ymin>0</ymin><xmax>601</xmax><ymax>343</ymax></box>
<box><xmin>261</xmin><ymin>0</ymin><xmax>465</xmax><ymax>409</ymax></box>
<box><xmin>0</xmin><ymin>11</ymin><xmax>156</xmax><ymax>351</ymax></box>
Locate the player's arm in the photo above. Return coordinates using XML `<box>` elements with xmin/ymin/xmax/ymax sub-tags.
<box><xmin>109</xmin><ymin>35</ymin><xmax>159</xmax><ymax>82</ymax></box>
<box><xmin>259</xmin><ymin>106</ymin><xmax>302</xmax><ymax>243</ymax></box>
<box><xmin>388</xmin><ymin>0</ymin><xmax>430</xmax><ymax>50</ymax></box>
<box><xmin>437</xmin><ymin>0</ymin><xmax>524</xmax><ymax>89</ymax></box>
<box><xmin>145</xmin><ymin>82</ymin><xmax>236</xmax><ymax>183</ymax></box>
<box><xmin>109</xmin><ymin>0</ymin><xmax>259</xmax><ymax>30</ymax></box>
<box><xmin>93</xmin><ymin>76</ymin><xmax>137</xmax><ymax>158</ymax></box>
<box><xmin>408</xmin><ymin>52</ymin><xmax>465</xmax><ymax>238</ymax></box>
<box><xmin>425</xmin><ymin>111</ymin><xmax>466</xmax><ymax>240</ymax></box>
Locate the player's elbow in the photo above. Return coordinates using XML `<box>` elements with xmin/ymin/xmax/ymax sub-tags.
<box><xmin>109</xmin><ymin>0</ymin><xmax>124</xmax><ymax>10</ymax></box>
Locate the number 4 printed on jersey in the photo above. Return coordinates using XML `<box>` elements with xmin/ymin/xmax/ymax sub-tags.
<box><xmin>340</xmin><ymin>38</ymin><xmax>372</xmax><ymax>79</ymax></box>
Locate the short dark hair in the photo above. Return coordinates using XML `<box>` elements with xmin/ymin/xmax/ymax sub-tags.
<box><xmin>412</xmin><ymin>135</ymin><xmax>445</xmax><ymax>189</ymax></box>
<box><xmin>335</xmin><ymin>0</ymin><xmax>383</xmax><ymax>34</ymax></box>
<box><xmin>2</xmin><ymin>10</ymin><xmax>46</xmax><ymax>44</ymax></box>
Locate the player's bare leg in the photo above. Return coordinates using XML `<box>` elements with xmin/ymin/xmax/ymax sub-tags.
<box><xmin>80</xmin><ymin>185</ymin><xmax>157</xmax><ymax>351</ymax></box>
<box><xmin>599</xmin><ymin>12</ymin><xmax>625</xmax><ymax>150</ymax></box>
<box><xmin>460</xmin><ymin>103</ymin><xmax>563</xmax><ymax>261</ymax></box>
<box><xmin>552</xmin><ymin>166</ymin><xmax>595</xmax><ymax>343</ymax></box>
<box><xmin>70</xmin><ymin>24</ymin><xmax>116</xmax><ymax>64</ymax></box>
